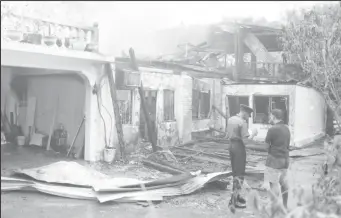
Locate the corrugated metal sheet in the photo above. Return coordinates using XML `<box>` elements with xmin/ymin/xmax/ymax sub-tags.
<box><xmin>14</xmin><ymin>161</ymin><xmax>110</xmax><ymax>187</ymax></box>
<box><xmin>96</xmin><ymin>171</ymin><xmax>232</xmax><ymax>203</ymax></box>
<box><xmin>2</xmin><ymin>166</ymin><xmax>233</xmax><ymax>203</ymax></box>
<box><xmin>1</xmin><ymin>177</ymin><xmax>163</xmax><ymax>202</ymax></box>
<box><xmin>2</xmin><ymin>176</ymin><xmax>96</xmax><ymax>200</ymax></box>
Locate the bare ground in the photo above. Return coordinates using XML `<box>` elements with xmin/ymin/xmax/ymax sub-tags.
<box><xmin>1</xmin><ymin>142</ymin><xmax>326</xmax><ymax>218</ymax></box>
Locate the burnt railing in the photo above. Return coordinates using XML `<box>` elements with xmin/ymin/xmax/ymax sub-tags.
<box><xmin>1</xmin><ymin>13</ymin><xmax>99</xmax><ymax>52</ymax></box>
<box><xmin>240</xmin><ymin>62</ymin><xmax>284</xmax><ymax>79</ymax></box>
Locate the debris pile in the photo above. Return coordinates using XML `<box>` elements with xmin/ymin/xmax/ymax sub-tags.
<box><xmin>1</xmin><ymin>161</ymin><xmax>232</xmax><ymax>204</ymax></box>
<box><xmin>137</xmin><ymin>137</ymin><xmax>269</xmax><ymax>193</ymax></box>
<box><xmin>149</xmin><ymin>137</ymin><xmax>330</xmax><ymax>176</ymax></box>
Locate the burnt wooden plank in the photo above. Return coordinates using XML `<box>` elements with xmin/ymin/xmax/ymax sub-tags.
<box><xmin>106</xmin><ymin>63</ymin><xmax>126</xmax><ymax>158</ymax></box>
<box><xmin>138</xmin><ymin>83</ymin><xmax>158</xmax><ymax>152</ymax></box>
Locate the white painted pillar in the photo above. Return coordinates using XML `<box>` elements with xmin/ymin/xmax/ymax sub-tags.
<box><xmin>178</xmin><ymin>73</ymin><xmax>193</xmax><ymax>143</ymax></box>
<box><xmin>82</xmin><ymin>66</ymin><xmax>103</xmax><ymax>162</ymax></box>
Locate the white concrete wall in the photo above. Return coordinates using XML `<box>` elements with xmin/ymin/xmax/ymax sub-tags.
<box><xmin>106</xmin><ymin>69</ymin><xmax>223</xmax><ymax>149</ymax></box>
<box><xmin>294</xmin><ymin>85</ymin><xmax>326</xmax><ymax>147</ymax></box>
<box><xmin>223</xmin><ymin>84</ymin><xmax>297</xmax><ymax>144</ymax></box>
<box><xmin>200</xmin><ymin>78</ymin><xmax>224</xmax><ymax>133</ymax></box>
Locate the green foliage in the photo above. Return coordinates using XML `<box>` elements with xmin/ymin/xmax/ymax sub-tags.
<box><xmin>250</xmin><ymin>167</ymin><xmax>341</xmax><ymax>218</ymax></box>
<box><xmin>280</xmin><ymin>3</ymin><xmax>341</xmax><ymax>126</ymax></box>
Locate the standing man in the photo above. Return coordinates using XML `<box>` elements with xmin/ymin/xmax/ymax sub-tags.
<box><xmin>227</xmin><ymin>104</ymin><xmax>256</xmax><ymax>209</ymax></box>
<box><xmin>264</xmin><ymin>109</ymin><xmax>290</xmax><ymax>208</ymax></box>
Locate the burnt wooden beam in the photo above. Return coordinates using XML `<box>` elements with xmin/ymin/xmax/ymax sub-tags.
<box><xmin>115</xmin><ymin>57</ymin><xmax>232</xmax><ymax>78</ymax></box>
<box><xmin>129</xmin><ymin>48</ymin><xmax>138</xmax><ymax>71</ymax></box>
<box><xmin>253</xmin><ymin>32</ymin><xmax>280</xmax><ymax>37</ymax></box>
<box><xmin>138</xmin><ymin>83</ymin><xmax>158</xmax><ymax>152</ymax></box>
<box><xmin>212</xmin><ymin>104</ymin><xmax>227</xmax><ymax>120</ymax></box>
<box><xmin>237</xmin><ymin>27</ymin><xmax>245</xmax><ymax>79</ymax></box>
<box><xmin>129</xmin><ymin>47</ymin><xmax>158</xmax><ymax>152</ymax></box>
<box><xmin>251</xmin><ymin>52</ymin><xmax>257</xmax><ymax>76</ymax></box>
<box><xmin>105</xmin><ymin>63</ymin><xmax>126</xmax><ymax>158</ymax></box>
<box><xmin>233</xmin><ymin>24</ymin><xmax>239</xmax><ymax>81</ymax></box>
<box><xmin>209</xmin><ymin>127</ymin><xmax>226</xmax><ymax>135</ymax></box>
<box><xmin>142</xmin><ymin>159</ymin><xmax>184</xmax><ymax>175</ymax></box>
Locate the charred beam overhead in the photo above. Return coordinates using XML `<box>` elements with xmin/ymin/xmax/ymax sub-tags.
<box><xmin>222</xmin><ymin>21</ymin><xmax>282</xmax><ymax>33</ymax></box>
<box><xmin>209</xmin><ymin>22</ymin><xmax>282</xmax><ymax>54</ymax></box>
<box><xmin>114</xmin><ymin>57</ymin><xmax>232</xmax><ymax>79</ymax></box>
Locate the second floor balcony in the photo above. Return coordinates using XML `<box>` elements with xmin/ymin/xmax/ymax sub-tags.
<box><xmin>1</xmin><ymin>13</ymin><xmax>99</xmax><ymax>53</ymax></box>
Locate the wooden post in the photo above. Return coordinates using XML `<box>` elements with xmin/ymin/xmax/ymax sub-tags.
<box><xmin>47</xmin><ymin>96</ymin><xmax>59</xmax><ymax>151</ymax></box>
<box><xmin>212</xmin><ymin>104</ymin><xmax>227</xmax><ymax>120</ymax></box>
<box><xmin>251</xmin><ymin>52</ymin><xmax>257</xmax><ymax>76</ymax></box>
<box><xmin>105</xmin><ymin>63</ymin><xmax>125</xmax><ymax>158</ymax></box>
<box><xmin>233</xmin><ymin>24</ymin><xmax>239</xmax><ymax>81</ymax></box>
<box><xmin>225</xmin><ymin>95</ymin><xmax>230</xmax><ymax>130</ymax></box>
<box><xmin>238</xmin><ymin>27</ymin><xmax>245</xmax><ymax>77</ymax></box>
<box><xmin>138</xmin><ymin>83</ymin><xmax>158</xmax><ymax>152</ymax></box>
<box><xmin>224</xmin><ymin>54</ymin><xmax>227</xmax><ymax>69</ymax></box>
<box><xmin>92</xmin><ymin>22</ymin><xmax>99</xmax><ymax>52</ymax></box>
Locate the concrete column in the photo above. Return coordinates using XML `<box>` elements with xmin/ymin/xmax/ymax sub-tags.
<box><xmin>178</xmin><ymin>73</ymin><xmax>193</xmax><ymax>143</ymax></box>
<box><xmin>84</xmin><ymin>84</ymin><xmax>102</xmax><ymax>161</ymax></box>
<box><xmin>82</xmin><ymin>66</ymin><xmax>103</xmax><ymax>162</ymax></box>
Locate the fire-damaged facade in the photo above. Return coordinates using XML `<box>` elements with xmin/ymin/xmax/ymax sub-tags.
<box><xmin>222</xmin><ymin>82</ymin><xmax>327</xmax><ymax>147</ymax></box>
<box><xmin>113</xmin><ymin>59</ymin><xmax>226</xmax><ymax>150</ymax></box>
<box><xmin>1</xmin><ymin>17</ymin><xmax>334</xmax><ymax>164</ymax></box>
<box><xmin>107</xmin><ymin>22</ymin><xmax>330</xmax><ymax>150</ymax></box>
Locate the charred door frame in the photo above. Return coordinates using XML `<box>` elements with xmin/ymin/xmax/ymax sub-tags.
<box><xmin>139</xmin><ymin>89</ymin><xmax>158</xmax><ymax>142</ymax></box>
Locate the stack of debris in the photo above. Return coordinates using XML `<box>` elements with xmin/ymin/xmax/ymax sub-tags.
<box><xmin>1</xmin><ymin>161</ymin><xmax>232</xmax><ymax>204</ymax></box>
<box><xmin>140</xmin><ymin>136</ymin><xmax>329</xmax><ymax>181</ymax></box>
<box><xmin>168</xmin><ymin>138</ymin><xmax>267</xmax><ymax>173</ymax></box>
<box><xmin>174</xmin><ymin>141</ymin><xmax>267</xmax><ymax>174</ymax></box>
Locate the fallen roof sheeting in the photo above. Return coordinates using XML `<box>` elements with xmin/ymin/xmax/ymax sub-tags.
<box><xmin>1</xmin><ymin>176</ymin><xmax>97</xmax><ymax>200</ymax></box>
<box><xmin>12</xmin><ymin>161</ymin><xmax>197</xmax><ymax>190</ymax></box>
<box><xmin>12</xmin><ymin>161</ymin><xmax>111</xmax><ymax>187</ymax></box>
<box><xmin>2</xmin><ymin>161</ymin><xmax>233</xmax><ymax>203</ymax></box>
<box><xmin>96</xmin><ymin>171</ymin><xmax>232</xmax><ymax>203</ymax></box>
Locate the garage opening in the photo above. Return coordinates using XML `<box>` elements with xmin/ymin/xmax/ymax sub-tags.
<box><xmin>1</xmin><ymin>66</ymin><xmax>86</xmax><ymax>159</ymax></box>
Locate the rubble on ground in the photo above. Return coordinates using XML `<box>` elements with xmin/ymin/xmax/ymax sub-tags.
<box><xmin>1</xmin><ymin>161</ymin><xmax>232</xmax><ymax>204</ymax></box>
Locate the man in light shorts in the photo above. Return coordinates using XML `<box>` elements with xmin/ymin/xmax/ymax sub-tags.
<box><xmin>264</xmin><ymin>109</ymin><xmax>290</xmax><ymax>208</ymax></box>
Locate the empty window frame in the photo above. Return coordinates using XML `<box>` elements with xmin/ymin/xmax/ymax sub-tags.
<box><xmin>117</xmin><ymin>90</ymin><xmax>133</xmax><ymax>124</ymax></box>
<box><xmin>164</xmin><ymin>89</ymin><xmax>175</xmax><ymax>121</ymax></box>
<box><xmin>192</xmin><ymin>90</ymin><xmax>211</xmax><ymax>119</ymax></box>
<box><xmin>253</xmin><ymin>95</ymin><xmax>289</xmax><ymax>124</ymax></box>
<box><xmin>227</xmin><ymin>95</ymin><xmax>250</xmax><ymax>117</ymax></box>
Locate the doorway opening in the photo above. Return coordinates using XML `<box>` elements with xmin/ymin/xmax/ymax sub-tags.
<box><xmin>139</xmin><ymin>90</ymin><xmax>158</xmax><ymax>143</ymax></box>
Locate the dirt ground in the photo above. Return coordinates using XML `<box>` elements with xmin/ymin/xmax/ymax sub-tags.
<box><xmin>1</xmin><ymin>142</ymin><xmax>326</xmax><ymax>218</ymax></box>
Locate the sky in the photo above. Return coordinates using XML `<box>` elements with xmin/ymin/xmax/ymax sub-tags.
<box><xmin>3</xmin><ymin>1</ymin><xmax>333</xmax><ymax>56</ymax></box>
<box><xmin>94</xmin><ymin>1</ymin><xmax>331</xmax><ymax>29</ymax></box>
<box><xmin>94</xmin><ymin>1</ymin><xmax>332</xmax><ymax>57</ymax></box>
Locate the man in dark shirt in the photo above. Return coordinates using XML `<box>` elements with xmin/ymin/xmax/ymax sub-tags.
<box><xmin>227</xmin><ymin>104</ymin><xmax>257</xmax><ymax>209</ymax></box>
<box><xmin>264</xmin><ymin>109</ymin><xmax>290</xmax><ymax>208</ymax></box>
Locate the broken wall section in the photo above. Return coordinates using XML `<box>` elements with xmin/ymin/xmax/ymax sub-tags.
<box><xmin>109</xmin><ymin>68</ymin><xmax>224</xmax><ymax>152</ymax></box>
<box><xmin>223</xmin><ymin>84</ymin><xmax>296</xmax><ymax>145</ymax></box>
<box><xmin>294</xmin><ymin>85</ymin><xmax>326</xmax><ymax>147</ymax></box>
